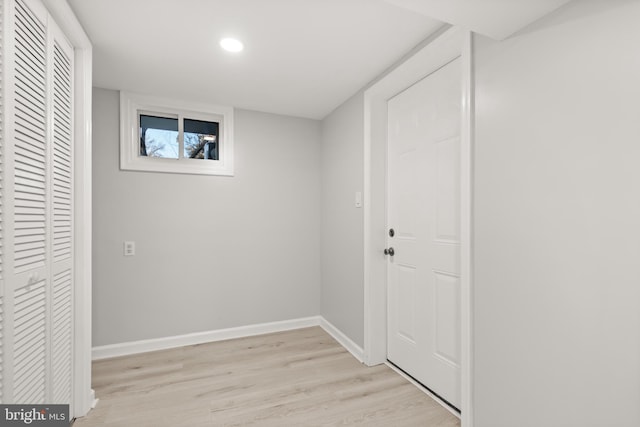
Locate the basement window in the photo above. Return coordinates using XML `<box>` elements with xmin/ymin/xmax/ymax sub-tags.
<box><xmin>120</xmin><ymin>92</ymin><xmax>234</xmax><ymax>176</ymax></box>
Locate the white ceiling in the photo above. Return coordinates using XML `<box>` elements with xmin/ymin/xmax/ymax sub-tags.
<box><xmin>68</xmin><ymin>0</ymin><xmax>443</xmax><ymax>120</ymax></box>
<box><xmin>68</xmin><ymin>0</ymin><xmax>571</xmax><ymax>120</ymax></box>
<box><xmin>382</xmin><ymin>0</ymin><xmax>572</xmax><ymax>40</ymax></box>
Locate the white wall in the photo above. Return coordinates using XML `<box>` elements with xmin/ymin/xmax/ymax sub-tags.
<box><xmin>473</xmin><ymin>1</ymin><xmax>640</xmax><ymax>426</ymax></box>
<box><xmin>320</xmin><ymin>92</ymin><xmax>365</xmax><ymax>347</ymax></box>
<box><xmin>92</xmin><ymin>88</ymin><xmax>321</xmax><ymax>346</ymax></box>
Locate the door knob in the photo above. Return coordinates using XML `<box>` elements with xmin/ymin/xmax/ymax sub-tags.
<box><xmin>384</xmin><ymin>247</ymin><xmax>395</xmax><ymax>256</ymax></box>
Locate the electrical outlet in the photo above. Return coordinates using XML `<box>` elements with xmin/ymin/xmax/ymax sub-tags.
<box><xmin>124</xmin><ymin>241</ymin><xmax>135</xmax><ymax>256</ymax></box>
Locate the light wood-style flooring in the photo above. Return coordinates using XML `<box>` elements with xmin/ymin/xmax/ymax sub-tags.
<box><xmin>74</xmin><ymin>327</ymin><xmax>460</xmax><ymax>426</ymax></box>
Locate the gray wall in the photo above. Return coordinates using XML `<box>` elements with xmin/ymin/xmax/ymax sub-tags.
<box><xmin>473</xmin><ymin>1</ymin><xmax>640</xmax><ymax>426</ymax></box>
<box><xmin>92</xmin><ymin>88</ymin><xmax>321</xmax><ymax>346</ymax></box>
<box><xmin>93</xmin><ymin>2</ymin><xmax>640</xmax><ymax>423</ymax></box>
<box><xmin>320</xmin><ymin>92</ymin><xmax>365</xmax><ymax>348</ymax></box>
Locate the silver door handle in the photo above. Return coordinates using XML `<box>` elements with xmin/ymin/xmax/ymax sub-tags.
<box><xmin>384</xmin><ymin>247</ymin><xmax>395</xmax><ymax>256</ymax></box>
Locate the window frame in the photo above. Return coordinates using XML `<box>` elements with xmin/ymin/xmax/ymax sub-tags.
<box><xmin>120</xmin><ymin>92</ymin><xmax>234</xmax><ymax>176</ymax></box>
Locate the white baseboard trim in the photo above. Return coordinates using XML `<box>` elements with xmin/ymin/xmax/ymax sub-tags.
<box><xmin>319</xmin><ymin>317</ymin><xmax>364</xmax><ymax>363</ymax></box>
<box><xmin>90</xmin><ymin>389</ymin><xmax>98</xmax><ymax>409</ymax></box>
<box><xmin>92</xmin><ymin>316</ymin><xmax>322</xmax><ymax>360</ymax></box>
<box><xmin>92</xmin><ymin>315</ymin><xmax>365</xmax><ymax>364</ymax></box>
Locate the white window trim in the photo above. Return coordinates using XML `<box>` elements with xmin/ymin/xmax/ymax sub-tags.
<box><xmin>120</xmin><ymin>92</ymin><xmax>234</xmax><ymax>176</ymax></box>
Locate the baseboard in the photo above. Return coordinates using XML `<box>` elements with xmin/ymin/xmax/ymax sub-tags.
<box><xmin>319</xmin><ymin>317</ymin><xmax>364</xmax><ymax>363</ymax></box>
<box><xmin>90</xmin><ymin>389</ymin><xmax>98</xmax><ymax>409</ymax></box>
<box><xmin>92</xmin><ymin>316</ymin><xmax>322</xmax><ymax>360</ymax></box>
<box><xmin>92</xmin><ymin>315</ymin><xmax>365</xmax><ymax>363</ymax></box>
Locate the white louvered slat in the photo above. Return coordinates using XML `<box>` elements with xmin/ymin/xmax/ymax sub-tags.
<box><xmin>52</xmin><ymin>269</ymin><xmax>71</xmax><ymax>403</ymax></box>
<box><xmin>13</xmin><ymin>0</ymin><xmax>47</xmax><ymax>274</ymax></box>
<box><xmin>13</xmin><ymin>280</ymin><xmax>47</xmax><ymax>404</ymax></box>
<box><xmin>52</xmin><ymin>42</ymin><xmax>72</xmax><ymax>263</ymax></box>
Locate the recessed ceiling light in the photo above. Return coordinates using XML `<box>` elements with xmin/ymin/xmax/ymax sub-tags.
<box><xmin>220</xmin><ymin>38</ymin><xmax>244</xmax><ymax>53</ymax></box>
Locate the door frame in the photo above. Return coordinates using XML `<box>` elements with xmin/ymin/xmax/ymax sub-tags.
<box><xmin>363</xmin><ymin>26</ymin><xmax>474</xmax><ymax>427</ymax></box>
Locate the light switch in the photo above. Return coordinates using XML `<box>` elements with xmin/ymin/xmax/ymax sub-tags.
<box><xmin>124</xmin><ymin>241</ymin><xmax>135</xmax><ymax>256</ymax></box>
<box><xmin>355</xmin><ymin>191</ymin><xmax>362</xmax><ymax>208</ymax></box>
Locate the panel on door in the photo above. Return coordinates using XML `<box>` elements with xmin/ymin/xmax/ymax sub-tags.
<box><xmin>13</xmin><ymin>0</ymin><xmax>47</xmax><ymax>276</ymax></box>
<box><xmin>387</xmin><ymin>57</ymin><xmax>462</xmax><ymax>408</ymax></box>
<box><xmin>52</xmin><ymin>41</ymin><xmax>72</xmax><ymax>265</ymax></box>
<box><xmin>13</xmin><ymin>279</ymin><xmax>47</xmax><ymax>404</ymax></box>
<box><xmin>50</xmin><ymin>28</ymin><xmax>74</xmax><ymax>406</ymax></box>
<box><xmin>52</xmin><ymin>269</ymin><xmax>72</xmax><ymax>403</ymax></box>
<box><xmin>10</xmin><ymin>0</ymin><xmax>49</xmax><ymax>406</ymax></box>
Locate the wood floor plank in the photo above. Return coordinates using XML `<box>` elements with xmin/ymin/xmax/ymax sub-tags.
<box><xmin>74</xmin><ymin>327</ymin><xmax>460</xmax><ymax>427</ymax></box>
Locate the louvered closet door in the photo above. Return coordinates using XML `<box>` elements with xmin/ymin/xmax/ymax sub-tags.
<box><xmin>11</xmin><ymin>0</ymin><xmax>49</xmax><ymax>404</ymax></box>
<box><xmin>2</xmin><ymin>0</ymin><xmax>75</xmax><ymax>406</ymax></box>
<box><xmin>50</xmin><ymin>26</ymin><xmax>74</xmax><ymax>406</ymax></box>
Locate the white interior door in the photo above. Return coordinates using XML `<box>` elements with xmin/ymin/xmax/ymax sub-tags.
<box><xmin>386</xmin><ymin>57</ymin><xmax>462</xmax><ymax>408</ymax></box>
<box><xmin>1</xmin><ymin>0</ymin><xmax>75</xmax><ymax>408</ymax></box>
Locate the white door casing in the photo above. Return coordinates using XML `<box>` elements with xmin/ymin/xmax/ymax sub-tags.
<box><xmin>386</xmin><ymin>57</ymin><xmax>462</xmax><ymax>408</ymax></box>
<box><xmin>363</xmin><ymin>26</ymin><xmax>474</xmax><ymax>426</ymax></box>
